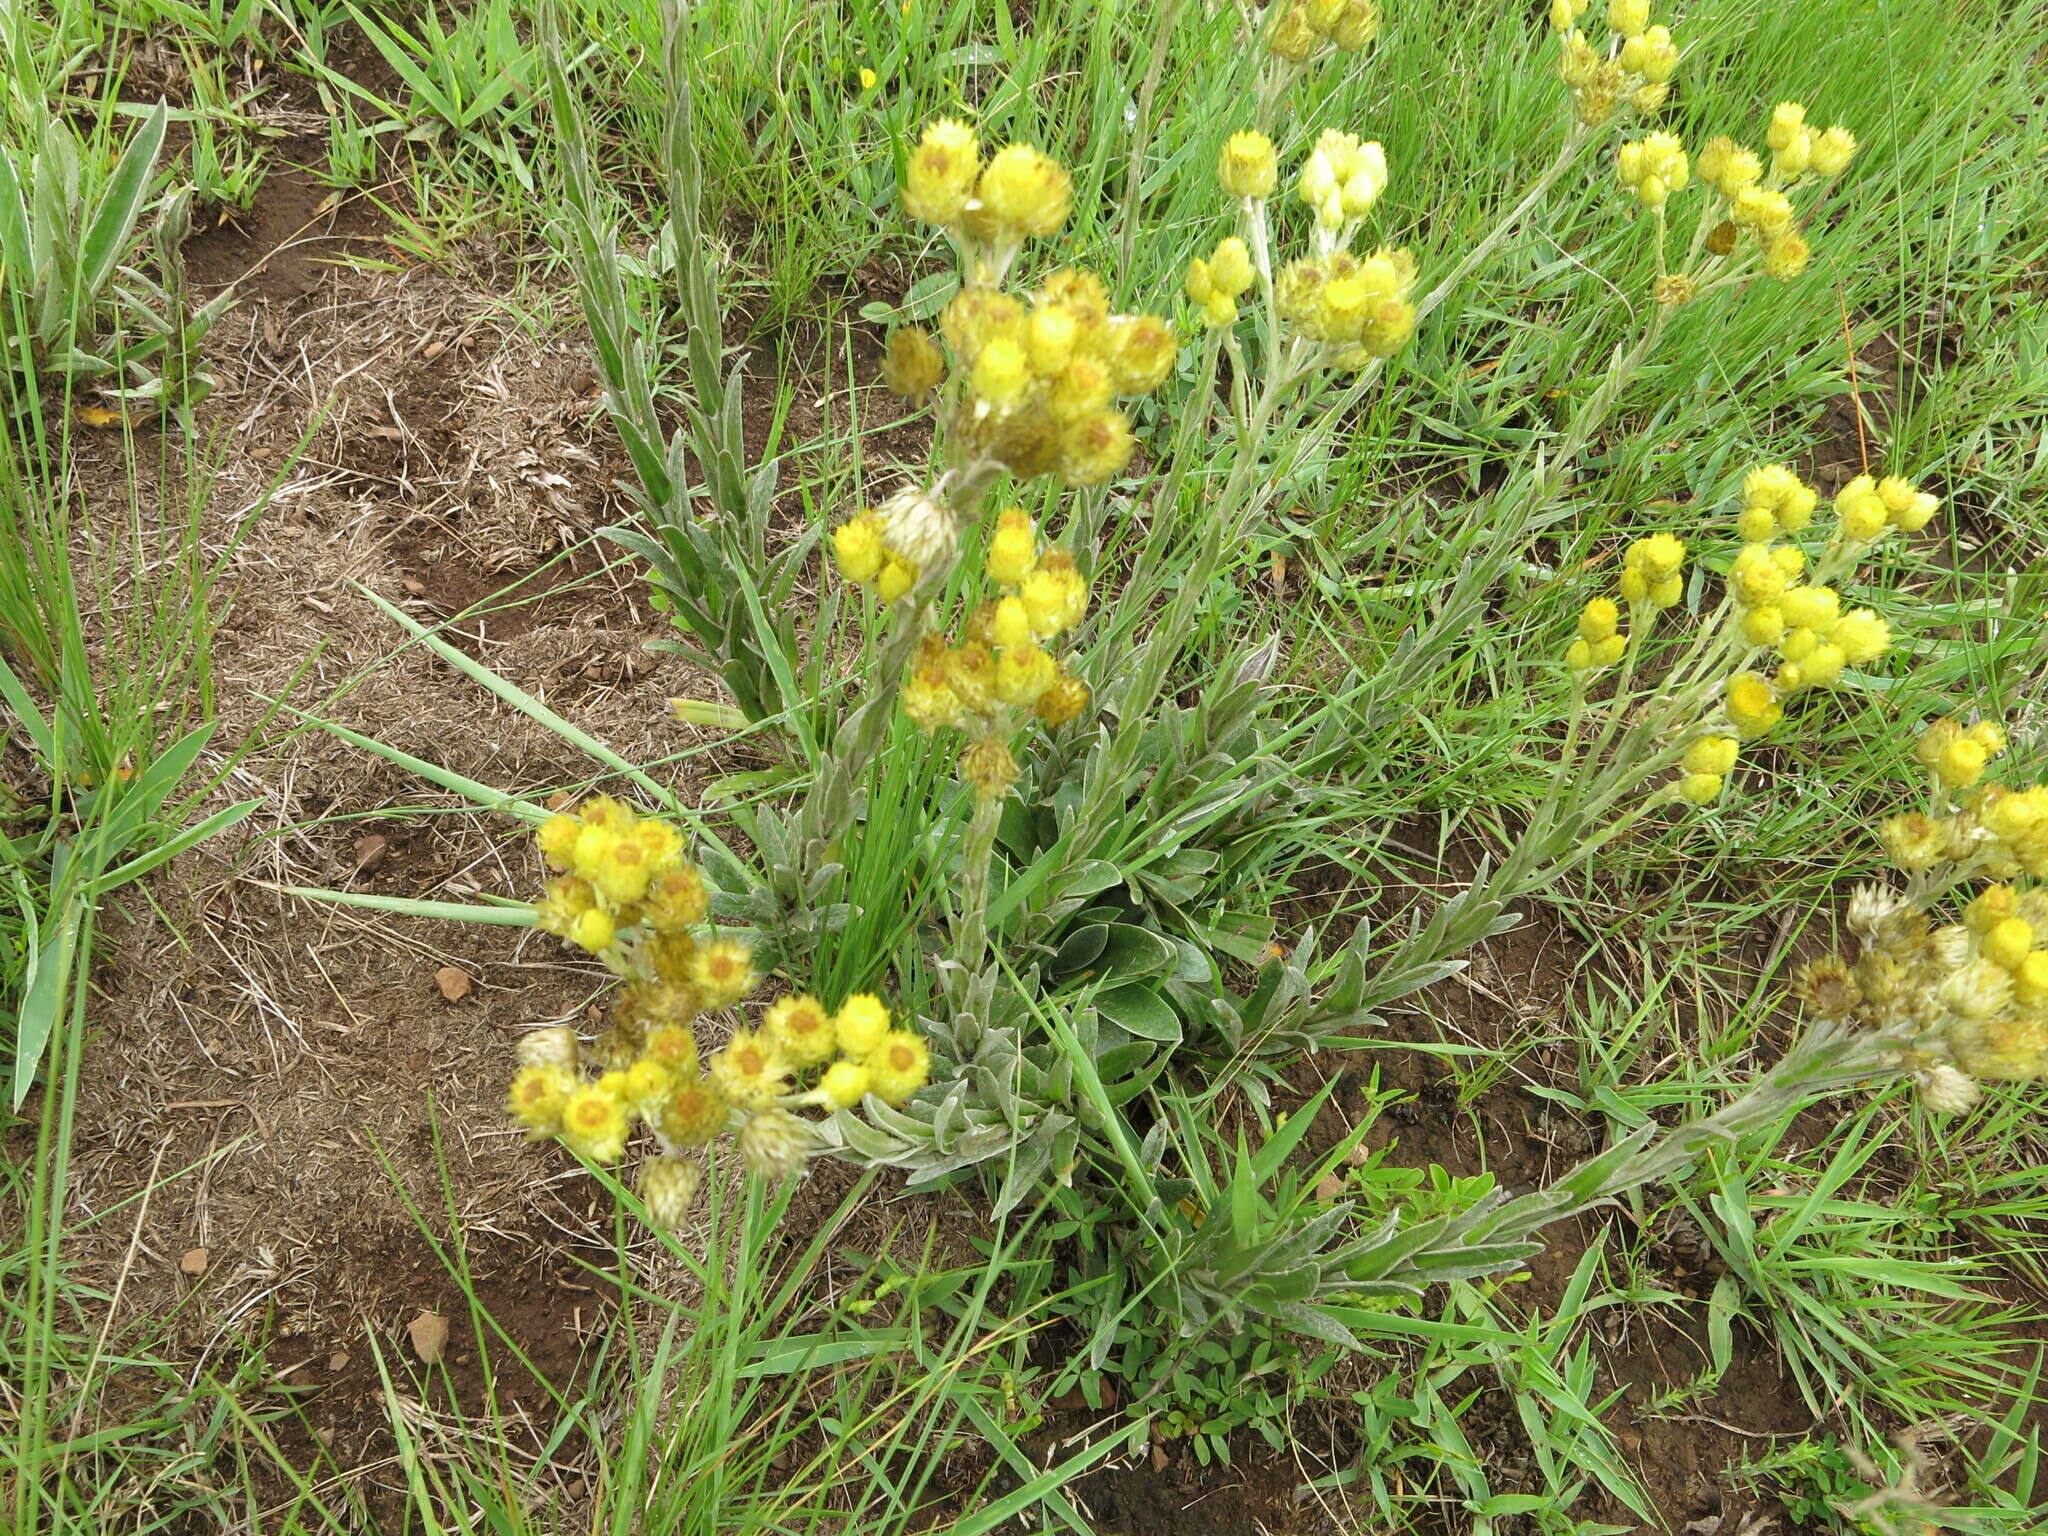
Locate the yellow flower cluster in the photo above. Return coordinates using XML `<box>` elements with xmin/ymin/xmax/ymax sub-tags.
<box><xmin>1186</xmin><ymin>237</ymin><xmax>1256</xmax><ymax>329</ymax></box>
<box><xmin>1267</xmin><ymin>0</ymin><xmax>1380</xmax><ymax>65</ymax></box>
<box><xmin>897</xmin><ymin>507</ymin><xmax>1092</xmax><ymax>790</ymax></box>
<box><xmin>1276</xmin><ymin>247</ymin><xmax>1417</xmax><ymax>365</ymax></box>
<box><xmin>834</xmin><ymin>486</ymin><xmax>956</xmax><ymax>605</ymax></box>
<box><xmin>1694</xmin><ymin>103</ymin><xmax>1854</xmax><ymax>282</ymax></box>
<box><xmin>1297</xmin><ymin>130</ymin><xmax>1388</xmax><ymax>231</ymax></box>
<box><xmin>533</xmin><ymin>794</ymin><xmax>708</xmax><ymax>957</ymax></box>
<box><xmin>1567</xmin><ymin>531</ymin><xmax>1684</xmax><ymax>672</ymax></box>
<box><xmin>1724</xmin><ymin>466</ymin><xmax>1928</xmax><ymax>711</ymax></box>
<box><xmin>1196</xmin><ymin>126</ymin><xmax>1417</xmax><ymax>367</ymax></box>
<box><xmin>1616</xmin><ymin>131</ymin><xmax>1687</xmax><ymax>208</ymax></box>
<box><xmin>1799</xmin><ymin>725</ymin><xmax>2048</xmax><ymax>1104</ymax></box>
<box><xmin>1881</xmin><ymin>720</ymin><xmax>2048</xmax><ymax>879</ymax></box>
<box><xmin>947</xmin><ymin>266</ymin><xmax>1175</xmax><ymax>486</ymax></box>
<box><xmin>888</xmin><ymin>122</ymin><xmax>1178</xmax><ymax>489</ymax></box>
<box><xmin>1552</xmin><ymin>0</ymin><xmax>1678</xmax><ymax>125</ymax></box>
<box><xmin>903</xmin><ymin>119</ymin><xmax>1070</xmax><ymax>248</ymax></box>
<box><xmin>512</xmin><ymin>808</ymin><xmax>933</xmax><ymax>1224</ymax></box>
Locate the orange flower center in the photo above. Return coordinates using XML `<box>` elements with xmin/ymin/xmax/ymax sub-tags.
<box><xmin>888</xmin><ymin>1044</ymin><xmax>915</xmax><ymax>1071</ymax></box>
<box><xmin>735</xmin><ymin>1046</ymin><xmax>765</xmax><ymax>1075</ymax></box>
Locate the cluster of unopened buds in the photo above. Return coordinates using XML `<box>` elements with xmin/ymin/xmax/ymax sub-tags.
<box><xmin>1568</xmin><ymin>464</ymin><xmax>1937</xmax><ymax>811</ymax></box>
<box><xmin>1797</xmin><ymin>717</ymin><xmax>2048</xmax><ymax>1113</ymax></box>
<box><xmin>1617</xmin><ymin>101</ymin><xmax>1856</xmax><ymax>304</ymax></box>
<box><xmin>508</xmin><ymin>801</ymin><xmax>931</xmax><ymax>1226</ymax></box>
<box><xmin>1552</xmin><ymin>0</ymin><xmax>1679</xmax><ymax>126</ymax></box>
<box><xmin>888</xmin><ymin>506</ymin><xmax>1091</xmax><ymax>799</ymax></box>
<box><xmin>1265</xmin><ymin>0</ymin><xmax>1380</xmax><ymax>65</ymax></box>
<box><xmin>1192</xmin><ymin>127</ymin><xmax>1419</xmax><ymax>369</ymax></box>
<box><xmin>888</xmin><ymin>120</ymin><xmax>1177</xmax><ymax>490</ymax></box>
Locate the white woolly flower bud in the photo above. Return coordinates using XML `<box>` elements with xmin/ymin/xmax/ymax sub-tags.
<box><xmin>1914</xmin><ymin>1064</ymin><xmax>1981</xmax><ymax>1116</ymax></box>
<box><xmin>1846</xmin><ymin>882</ymin><xmax>1904</xmax><ymax>942</ymax></box>
<box><xmin>638</xmin><ymin>1156</ymin><xmax>703</xmax><ymax>1228</ymax></box>
<box><xmin>517</xmin><ymin>1025</ymin><xmax>580</xmax><ymax>1071</ymax></box>
<box><xmin>1930</xmin><ymin>924</ymin><xmax>1972</xmax><ymax>970</ymax></box>
<box><xmin>1940</xmin><ymin>958</ymin><xmax>2013</xmax><ymax>1020</ymax></box>
<box><xmin>739</xmin><ymin>1107</ymin><xmax>812</xmax><ymax>1181</ymax></box>
<box><xmin>874</xmin><ymin>486</ymin><xmax>958</xmax><ymax>568</ymax></box>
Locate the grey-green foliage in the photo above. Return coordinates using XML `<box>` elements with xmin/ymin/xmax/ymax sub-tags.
<box><xmin>0</xmin><ymin>103</ymin><xmax>163</xmax><ymax>380</ymax></box>
<box><xmin>543</xmin><ymin>4</ymin><xmax>824</xmax><ymax>732</ymax></box>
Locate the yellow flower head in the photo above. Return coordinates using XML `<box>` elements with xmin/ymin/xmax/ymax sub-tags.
<box><xmin>709</xmin><ymin>1028</ymin><xmax>790</xmax><ymax>1110</ymax></box>
<box><xmin>559</xmin><ymin>1082</ymin><xmax>630</xmax><ymax>1163</ymax></box>
<box><xmin>659</xmin><ymin>1074</ymin><xmax>729</xmax><ymax>1146</ymax></box>
<box><xmin>639</xmin><ymin>1156</ymin><xmax>703</xmax><ymax>1229</ymax></box>
<box><xmin>1625</xmin><ymin>532</ymin><xmax>1686</xmax><ymax>581</ymax></box>
<box><xmin>1218</xmin><ymin>130</ymin><xmax>1279</xmax><ymax>200</ymax></box>
<box><xmin>1058</xmin><ymin>410</ymin><xmax>1135</xmax><ymax>487</ymax></box>
<box><xmin>867</xmin><ymin>1029</ymin><xmax>933</xmax><ymax>1106</ymax></box>
<box><xmin>882</xmin><ymin>327</ymin><xmax>945</xmax><ymax>398</ymax></box>
<box><xmin>819</xmin><ymin>1059</ymin><xmax>872</xmax><ymax>1109</ymax></box>
<box><xmin>1810</xmin><ymin>124</ymin><xmax>1856</xmax><ymax>177</ymax></box>
<box><xmin>570</xmin><ymin>907</ymin><xmax>617</xmax><ymax>954</ymax></box>
<box><xmin>1022</xmin><ymin>551</ymin><xmax>1089</xmax><ymax>638</ymax></box>
<box><xmin>961</xmin><ymin>738</ymin><xmax>1020</xmax><ymax>800</ymax></box>
<box><xmin>1677</xmin><ymin>772</ymin><xmax>1723</xmax><ymax>805</ymax></box>
<box><xmin>622</xmin><ymin>1055</ymin><xmax>674</xmax><ymax>1111</ymax></box>
<box><xmin>833</xmin><ymin>513</ymin><xmax>886</xmax><ymax>584</ymax></box>
<box><xmin>643</xmin><ymin>1023</ymin><xmax>700</xmax><ymax>1075</ymax></box>
<box><xmin>975</xmin><ymin>144</ymin><xmax>1072</xmax><ymax>239</ymax></box>
<box><xmin>1984</xmin><ymin>917</ymin><xmax>2035</xmax><ymax>973</ymax></box>
<box><xmin>1034</xmin><ymin>670</ymin><xmax>1090</xmax><ymax>726</ymax></box>
<box><xmin>1683</xmin><ymin>735</ymin><xmax>1739</xmax><ymax>777</ymax></box>
<box><xmin>1779</xmin><ymin>585</ymin><xmax>1839</xmax><ymax>631</ymax></box>
<box><xmin>996</xmin><ymin>641</ymin><xmax>1059</xmax><ymax>706</ymax></box>
<box><xmin>1830</xmin><ymin>609</ymin><xmax>1889</xmax><ymax>664</ymax></box>
<box><xmin>834</xmin><ymin>994</ymin><xmax>892</xmax><ymax>1058</ymax></box>
<box><xmin>690</xmin><ymin>939</ymin><xmax>757</xmax><ymax>1008</ymax></box>
<box><xmin>986</xmin><ymin>507</ymin><xmax>1037</xmax><ymax>588</ymax></box>
<box><xmin>1578</xmin><ymin>597</ymin><xmax>1620</xmax><ymax>644</ymax></box>
<box><xmin>1616</xmin><ymin>131</ymin><xmax>1687</xmax><ymax>207</ymax></box>
<box><xmin>764</xmin><ymin>992</ymin><xmax>836</xmax><ymax>1067</ymax></box>
<box><xmin>643</xmin><ymin>866</ymin><xmax>709</xmax><ymax>931</ymax></box>
<box><xmin>1207</xmin><ymin>238</ymin><xmax>1255</xmax><ymax>298</ymax></box>
<box><xmin>534</xmin><ymin>876</ymin><xmax>597</xmax><ymax>940</ymax></box>
<box><xmin>1607</xmin><ymin>0</ymin><xmax>1649</xmax><ymax>35</ymax></box>
<box><xmin>536</xmin><ymin>814</ymin><xmax>581</xmax><ymax>869</ymax></box>
<box><xmin>1724</xmin><ymin>672</ymin><xmax>1782</xmax><ymax>738</ymax></box>
<box><xmin>1765</xmin><ymin>101</ymin><xmax>1807</xmax><ymax>154</ymax></box>
<box><xmin>902</xmin><ymin>119</ymin><xmax>980</xmax><ymax>226</ymax></box>
<box><xmin>1762</xmin><ymin>233</ymin><xmax>1810</xmax><ymax>282</ymax></box>
<box><xmin>507</xmin><ymin>1065</ymin><xmax>574</xmax><ymax>1136</ymax></box>
<box><xmin>739</xmin><ymin>1107</ymin><xmax>812</xmax><ymax>1180</ymax></box>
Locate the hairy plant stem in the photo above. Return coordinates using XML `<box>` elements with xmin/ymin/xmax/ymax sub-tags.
<box><xmin>950</xmin><ymin>788</ymin><xmax>1006</xmax><ymax>983</ymax></box>
<box><xmin>787</xmin><ymin>489</ymin><xmax>985</xmax><ymax>889</ymax></box>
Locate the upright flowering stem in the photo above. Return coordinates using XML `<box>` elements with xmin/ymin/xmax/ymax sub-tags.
<box><xmin>950</xmin><ymin>790</ymin><xmax>1006</xmax><ymax>982</ymax></box>
<box><xmin>790</xmin><ymin>524</ymin><xmax>976</xmax><ymax>888</ymax></box>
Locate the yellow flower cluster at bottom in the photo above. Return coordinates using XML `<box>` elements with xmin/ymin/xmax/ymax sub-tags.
<box><xmin>512</xmin><ymin>812</ymin><xmax>932</xmax><ymax>1227</ymax></box>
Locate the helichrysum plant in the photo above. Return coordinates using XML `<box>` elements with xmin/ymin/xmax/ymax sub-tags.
<box><xmin>506</xmin><ymin>797</ymin><xmax>929</xmax><ymax>1226</ymax></box>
